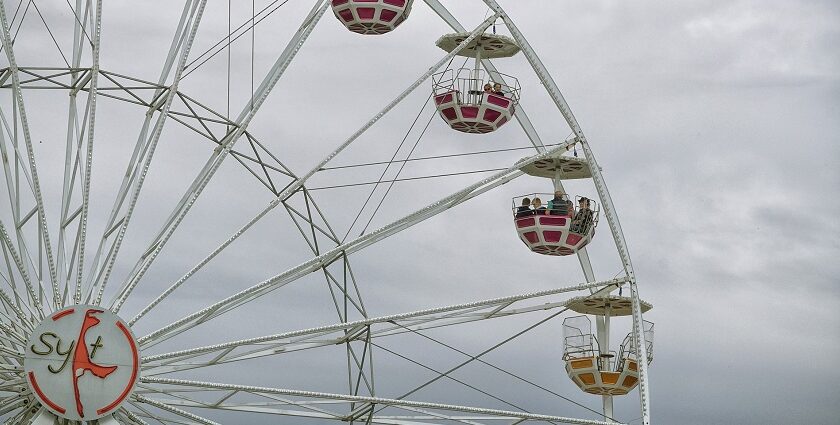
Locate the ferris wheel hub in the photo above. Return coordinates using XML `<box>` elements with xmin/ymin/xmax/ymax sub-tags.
<box><xmin>23</xmin><ymin>306</ymin><xmax>139</xmax><ymax>421</ymax></box>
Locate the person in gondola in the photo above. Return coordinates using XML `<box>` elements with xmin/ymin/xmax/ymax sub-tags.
<box><xmin>531</xmin><ymin>197</ymin><xmax>547</xmax><ymax>215</ymax></box>
<box><xmin>570</xmin><ymin>197</ymin><xmax>594</xmax><ymax>234</ymax></box>
<box><xmin>493</xmin><ymin>82</ymin><xmax>505</xmax><ymax>96</ymax></box>
<box><xmin>484</xmin><ymin>83</ymin><xmax>493</xmax><ymax>94</ymax></box>
<box><xmin>548</xmin><ymin>191</ymin><xmax>572</xmax><ymax>216</ymax></box>
<box><xmin>515</xmin><ymin>197</ymin><xmax>533</xmax><ymax>218</ymax></box>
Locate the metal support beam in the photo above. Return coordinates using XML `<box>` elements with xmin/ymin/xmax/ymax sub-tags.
<box><xmin>137</xmin><ymin>140</ymin><xmax>571</xmax><ymax>349</ymax></box>
<box><xmin>0</xmin><ymin>0</ymin><xmax>60</xmax><ymax>310</ymax></box>
<box><xmin>140</xmin><ymin>276</ymin><xmax>624</xmax><ymax>374</ymax></box>
<box><xmin>84</xmin><ymin>0</ymin><xmax>208</xmax><ymax>306</ymax></box>
<box><xmin>126</xmin><ymin>11</ymin><xmax>502</xmax><ymax>326</ymax></box>
<box><xmin>109</xmin><ymin>0</ymin><xmax>332</xmax><ymax>314</ymax></box>
<box><xmin>141</xmin><ymin>377</ymin><xmax>628</xmax><ymax>425</ymax></box>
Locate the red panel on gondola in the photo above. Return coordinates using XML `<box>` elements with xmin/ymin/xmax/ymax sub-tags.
<box><xmin>539</xmin><ymin>216</ymin><xmax>567</xmax><ymax>226</ymax></box>
<box><xmin>516</xmin><ymin>217</ymin><xmax>535</xmax><ymax>228</ymax></box>
<box><xmin>460</xmin><ymin>106</ymin><xmax>479</xmax><ymax>119</ymax></box>
<box><xmin>543</xmin><ymin>231</ymin><xmax>562</xmax><ymax>243</ymax></box>
<box><xmin>441</xmin><ymin>108</ymin><xmax>457</xmax><ymax>120</ymax></box>
<box><xmin>338</xmin><ymin>9</ymin><xmax>354</xmax><ymax>21</ymax></box>
<box><xmin>435</xmin><ymin>92</ymin><xmax>454</xmax><ymax>105</ymax></box>
<box><xmin>356</xmin><ymin>7</ymin><xmax>375</xmax><ymax>19</ymax></box>
<box><xmin>487</xmin><ymin>95</ymin><xmax>510</xmax><ymax>108</ymax></box>
<box><xmin>483</xmin><ymin>109</ymin><xmax>501</xmax><ymax>122</ymax></box>
<box><xmin>566</xmin><ymin>233</ymin><xmax>583</xmax><ymax>246</ymax></box>
<box><xmin>380</xmin><ymin>9</ymin><xmax>397</xmax><ymax>21</ymax></box>
<box><xmin>331</xmin><ymin>0</ymin><xmax>413</xmax><ymax>35</ymax></box>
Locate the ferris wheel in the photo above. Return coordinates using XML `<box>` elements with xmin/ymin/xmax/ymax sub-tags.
<box><xmin>0</xmin><ymin>1</ymin><xmax>654</xmax><ymax>424</ymax></box>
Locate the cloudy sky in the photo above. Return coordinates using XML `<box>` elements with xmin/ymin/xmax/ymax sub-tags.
<box><xmin>1</xmin><ymin>0</ymin><xmax>838</xmax><ymax>424</ymax></box>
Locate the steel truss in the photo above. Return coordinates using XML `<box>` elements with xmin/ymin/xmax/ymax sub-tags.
<box><xmin>0</xmin><ymin>0</ymin><xmax>650</xmax><ymax>424</ymax></box>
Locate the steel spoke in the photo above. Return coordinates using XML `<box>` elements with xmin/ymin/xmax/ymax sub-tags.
<box><xmin>108</xmin><ymin>0</ymin><xmax>330</xmax><ymax>315</ymax></box>
<box><xmin>140</xmin><ymin>277</ymin><xmax>622</xmax><ymax>374</ymax></box>
<box><xmin>137</xmin><ymin>141</ymin><xmax>571</xmax><ymax>349</ymax></box>
<box><xmin>124</xmin><ymin>11</ymin><xmax>499</xmax><ymax>324</ymax></box>
<box><xmin>134</xmin><ymin>394</ymin><xmax>221</xmax><ymax>425</ymax></box>
<box><xmin>141</xmin><ymin>378</ymin><xmax>623</xmax><ymax>425</ymax></box>
<box><xmin>0</xmin><ymin>0</ymin><xmax>60</xmax><ymax>310</ymax></box>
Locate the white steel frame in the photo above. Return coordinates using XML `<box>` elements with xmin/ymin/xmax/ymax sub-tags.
<box><xmin>0</xmin><ymin>0</ymin><xmax>651</xmax><ymax>424</ymax></box>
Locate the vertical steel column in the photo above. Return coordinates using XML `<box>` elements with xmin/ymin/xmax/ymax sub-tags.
<box><xmin>73</xmin><ymin>0</ymin><xmax>103</xmax><ymax>305</ymax></box>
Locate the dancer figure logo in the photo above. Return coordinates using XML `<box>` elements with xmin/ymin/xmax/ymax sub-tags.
<box><xmin>24</xmin><ymin>306</ymin><xmax>139</xmax><ymax>421</ymax></box>
<box><xmin>71</xmin><ymin>309</ymin><xmax>119</xmax><ymax>417</ymax></box>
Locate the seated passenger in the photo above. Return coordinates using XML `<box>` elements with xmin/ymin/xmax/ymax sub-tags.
<box><xmin>570</xmin><ymin>197</ymin><xmax>594</xmax><ymax>234</ymax></box>
<box><xmin>547</xmin><ymin>191</ymin><xmax>572</xmax><ymax>216</ymax></box>
<box><xmin>484</xmin><ymin>83</ymin><xmax>493</xmax><ymax>94</ymax></box>
<box><xmin>492</xmin><ymin>82</ymin><xmax>505</xmax><ymax>96</ymax></box>
<box><xmin>515</xmin><ymin>197</ymin><xmax>533</xmax><ymax>218</ymax></box>
<box><xmin>531</xmin><ymin>197</ymin><xmax>547</xmax><ymax>215</ymax></box>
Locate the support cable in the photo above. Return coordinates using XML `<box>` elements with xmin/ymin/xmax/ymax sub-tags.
<box><xmin>340</xmin><ymin>53</ymin><xmax>467</xmax><ymax>242</ymax></box>
<box><xmin>358</xmin><ymin>109</ymin><xmax>435</xmax><ymax>236</ymax></box>
<box><xmin>63</xmin><ymin>0</ymin><xmax>94</xmax><ymax>46</ymax></box>
<box><xmin>341</xmin><ymin>94</ymin><xmax>433</xmax><ymax>242</ymax></box>
<box><xmin>8</xmin><ymin>0</ymin><xmax>25</xmax><ymax>27</ymax></box>
<box><xmin>372</xmin><ymin>309</ymin><xmax>568</xmax><ymax>415</ymax></box>
<box><xmin>370</xmin><ymin>341</ymin><xmax>559</xmax><ymax>424</ymax></box>
<box><xmin>321</xmin><ymin>142</ymin><xmax>564</xmax><ymax>171</ymax></box>
<box><xmin>0</xmin><ymin>0</ymin><xmax>29</xmax><ymax>57</ymax></box>
<box><xmin>389</xmin><ymin>321</ymin><xmax>619</xmax><ymax>422</ymax></box>
<box><xmin>310</xmin><ymin>167</ymin><xmax>508</xmax><ymax>191</ymax></box>
<box><xmin>341</xmin><ymin>53</ymin><xmax>476</xmax><ymax>241</ymax></box>
<box><xmin>183</xmin><ymin>0</ymin><xmax>291</xmax><ymax>75</ymax></box>
<box><xmin>30</xmin><ymin>1</ymin><xmax>70</xmax><ymax>67</ymax></box>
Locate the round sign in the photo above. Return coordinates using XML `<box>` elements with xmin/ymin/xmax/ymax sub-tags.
<box><xmin>24</xmin><ymin>305</ymin><xmax>139</xmax><ymax>421</ymax></box>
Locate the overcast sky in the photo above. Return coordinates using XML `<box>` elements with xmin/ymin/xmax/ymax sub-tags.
<box><xmin>1</xmin><ymin>0</ymin><xmax>838</xmax><ymax>424</ymax></box>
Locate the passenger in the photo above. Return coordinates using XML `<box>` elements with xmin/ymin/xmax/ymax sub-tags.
<box><xmin>483</xmin><ymin>83</ymin><xmax>493</xmax><ymax>94</ymax></box>
<box><xmin>531</xmin><ymin>197</ymin><xmax>547</xmax><ymax>215</ymax></box>
<box><xmin>570</xmin><ymin>197</ymin><xmax>594</xmax><ymax>234</ymax></box>
<box><xmin>493</xmin><ymin>82</ymin><xmax>504</xmax><ymax>96</ymax></box>
<box><xmin>547</xmin><ymin>191</ymin><xmax>571</xmax><ymax>216</ymax></box>
<box><xmin>515</xmin><ymin>197</ymin><xmax>533</xmax><ymax>218</ymax></box>
<box><xmin>565</xmin><ymin>196</ymin><xmax>575</xmax><ymax>217</ymax></box>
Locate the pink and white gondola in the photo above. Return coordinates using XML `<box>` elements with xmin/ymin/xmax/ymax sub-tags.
<box><xmin>331</xmin><ymin>0</ymin><xmax>413</xmax><ymax>35</ymax></box>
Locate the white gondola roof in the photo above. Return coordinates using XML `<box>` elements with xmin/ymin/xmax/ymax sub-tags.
<box><xmin>518</xmin><ymin>152</ymin><xmax>592</xmax><ymax>180</ymax></box>
<box><xmin>565</xmin><ymin>295</ymin><xmax>653</xmax><ymax>316</ymax></box>
<box><xmin>435</xmin><ymin>32</ymin><xmax>520</xmax><ymax>59</ymax></box>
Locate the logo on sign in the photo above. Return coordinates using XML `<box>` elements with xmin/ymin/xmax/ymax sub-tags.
<box><xmin>24</xmin><ymin>306</ymin><xmax>139</xmax><ymax>421</ymax></box>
